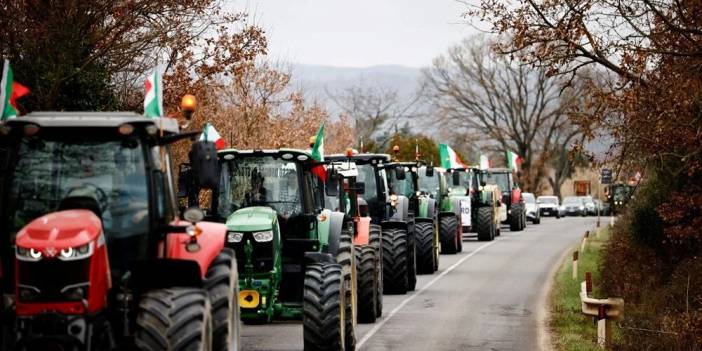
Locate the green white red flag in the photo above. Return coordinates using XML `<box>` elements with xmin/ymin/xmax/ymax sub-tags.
<box><xmin>310</xmin><ymin>123</ymin><xmax>326</xmax><ymax>181</ymax></box>
<box><xmin>439</xmin><ymin>143</ymin><xmax>468</xmax><ymax>169</ymax></box>
<box><xmin>143</xmin><ymin>70</ymin><xmax>163</xmax><ymax>118</ymax></box>
<box><xmin>506</xmin><ymin>150</ymin><xmax>522</xmax><ymax>172</ymax></box>
<box><xmin>1</xmin><ymin>60</ymin><xmax>30</xmax><ymax>121</ymax></box>
<box><xmin>479</xmin><ymin>154</ymin><xmax>490</xmax><ymax>170</ymax></box>
<box><xmin>199</xmin><ymin>123</ymin><xmax>225</xmax><ymax>150</ymax></box>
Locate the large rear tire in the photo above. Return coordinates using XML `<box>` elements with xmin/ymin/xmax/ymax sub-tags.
<box><xmin>414</xmin><ymin>222</ymin><xmax>435</xmax><ymax>274</ymax></box>
<box><xmin>510</xmin><ymin>204</ymin><xmax>524</xmax><ymax>232</ymax></box>
<box><xmin>135</xmin><ymin>288</ymin><xmax>212</xmax><ymax>351</ymax></box>
<box><xmin>303</xmin><ymin>263</ymin><xmax>344</xmax><ymax>351</ymax></box>
<box><xmin>476</xmin><ymin>207</ymin><xmax>494</xmax><ymax>242</ymax></box>
<box><xmin>370</xmin><ymin>225</ymin><xmax>383</xmax><ymax>317</ymax></box>
<box><xmin>439</xmin><ymin>215</ymin><xmax>458</xmax><ymax>254</ymax></box>
<box><xmin>355</xmin><ymin>246</ymin><xmax>378</xmax><ymax>323</ymax></box>
<box><xmin>382</xmin><ymin>229</ymin><xmax>408</xmax><ymax>294</ymax></box>
<box><xmin>337</xmin><ymin>229</ymin><xmax>356</xmax><ymax>350</ymax></box>
<box><xmin>205</xmin><ymin>248</ymin><xmax>240</xmax><ymax>351</ymax></box>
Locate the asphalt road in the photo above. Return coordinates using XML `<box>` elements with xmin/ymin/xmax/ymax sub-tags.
<box><xmin>241</xmin><ymin>216</ymin><xmax>607</xmax><ymax>351</ymax></box>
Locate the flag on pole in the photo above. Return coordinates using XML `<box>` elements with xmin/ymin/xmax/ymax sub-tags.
<box><xmin>415</xmin><ymin>140</ymin><xmax>421</xmax><ymax>160</ymax></box>
<box><xmin>143</xmin><ymin>70</ymin><xmax>163</xmax><ymax>118</ymax></box>
<box><xmin>310</xmin><ymin>123</ymin><xmax>326</xmax><ymax>181</ymax></box>
<box><xmin>439</xmin><ymin>143</ymin><xmax>469</xmax><ymax>169</ymax></box>
<box><xmin>479</xmin><ymin>154</ymin><xmax>490</xmax><ymax>170</ymax></box>
<box><xmin>1</xmin><ymin>60</ymin><xmax>30</xmax><ymax>121</ymax></box>
<box><xmin>506</xmin><ymin>150</ymin><xmax>522</xmax><ymax>172</ymax></box>
<box><xmin>199</xmin><ymin>123</ymin><xmax>225</xmax><ymax>150</ymax></box>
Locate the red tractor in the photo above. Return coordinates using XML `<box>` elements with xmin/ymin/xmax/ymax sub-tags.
<box><xmin>0</xmin><ymin>103</ymin><xmax>240</xmax><ymax>350</ymax></box>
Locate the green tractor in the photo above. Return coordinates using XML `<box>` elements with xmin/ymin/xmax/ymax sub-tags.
<box><xmin>606</xmin><ymin>182</ymin><xmax>635</xmax><ymax>215</ymax></box>
<box><xmin>324</xmin><ymin>158</ymin><xmax>382</xmax><ymax>323</ymax></box>
<box><xmin>327</xmin><ymin>154</ymin><xmax>417</xmax><ymax>295</ymax></box>
<box><xmin>188</xmin><ymin>149</ymin><xmax>358</xmax><ymax>350</ymax></box>
<box><xmin>414</xmin><ymin>165</ymin><xmax>444</xmax><ymax>272</ymax></box>
<box><xmin>485</xmin><ymin>168</ymin><xmax>526</xmax><ymax>232</ymax></box>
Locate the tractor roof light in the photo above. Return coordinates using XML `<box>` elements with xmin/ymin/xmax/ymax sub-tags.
<box><xmin>180</xmin><ymin>94</ymin><xmax>197</xmax><ymax>120</ymax></box>
<box><xmin>118</xmin><ymin>123</ymin><xmax>134</xmax><ymax>136</ymax></box>
<box><xmin>346</xmin><ymin>148</ymin><xmax>354</xmax><ymax>157</ymax></box>
<box><xmin>23</xmin><ymin>123</ymin><xmax>40</xmax><ymax>137</ymax></box>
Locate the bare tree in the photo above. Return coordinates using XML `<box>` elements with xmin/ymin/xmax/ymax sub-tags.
<box><xmin>422</xmin><ymin>35</ymin><xmax>584</xmax><ymax>193</ymax></box>
<box><xmin>327</xmin><ymin>83</ymin><xmax>423</xmax><ymax>151</ymax></box>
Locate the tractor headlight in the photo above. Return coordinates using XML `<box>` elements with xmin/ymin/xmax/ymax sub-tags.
<box><xmin>390</xmin><ymin>194</ymin><xmax>398</xmax><ymax>208</ymax></box>
<box><xmin>252</xmin><ymin>230</ymin><xmax>274</xmax><ymax>242</ymax></box>
<box><xmin>16</xmin><ymin>247</ymin><xmax>42</xmax><ymax>262</ymax></box>
<box><xmin>227</xmin><ymin>232</ymin><xmax>244</xmax><ymax>243</ymax></box>
<box><xmin>58</xmin><ymin>243</ymin><xmax>93</xmax><ymax>261</ymax></box>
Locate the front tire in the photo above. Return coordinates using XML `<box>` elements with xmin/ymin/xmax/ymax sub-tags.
<box><xmin>382</xmin><ymin>229</ymin><xmax>408</xmax><ymax>294</ymax></box>
<box><xmin>205</xmin><ymin>248</ymin><xmax>240</xmax><ymax>351</ymax></box>
<box><xmin>355</xmin><ymin>246</ymin><xmax>378</xmax><ymax>323</ymax></box>
<box><xmin>303</xmin><ymin>263</ymin><xmax>344</xmax><ymax>351</ymax></box>
<box><xmin>510</xmin><ymin>204</ymin><xmax>524</xmax><ymax>232</ymax></box>
<box><xmin>136</xmin><ymin>288</ymin><xmax>212</xmax><ymax>351</ymax></box>
<box><xmin>414</xmin><ymin>222</ymin><xmax>435</xmax><ymax>274</ymax></box>
<box><xmin>439</xmin><ymin>215</ymin><xmax>458</xmax><ymax>254</ymax></box>
<box><xmin>337</xmin><ymin>229</ymin><xmax>357</xmax><ymax>351</ymax></box>
<box><xmin>370</xmin><ymin>225</ymin><xmax>383</xmax><ymax>317</ymax></box>
<box><xmin>476</xmin><ymin>207</ymin><xmax>494</xmax><ymax>242</ymax></box>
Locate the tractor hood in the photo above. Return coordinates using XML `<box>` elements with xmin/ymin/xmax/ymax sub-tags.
<box><xmin>15</xmin><ymin>210</ymin><xmax>102</xmax><ymax>253</ymax></box>
<box><xmin>226</xmin><ymin>206</ymin><xmax>277</xmax><ymax>232</ymax></box>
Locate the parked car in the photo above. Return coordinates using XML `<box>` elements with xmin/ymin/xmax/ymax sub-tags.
<box><xmin>522</xmin><ymin>193</ymin><xmax>541</xmax><ymax>224</ymax></box>
<box><xmin>579</xmin><ymin>195</ymin><xmax>597</xmax><ymax>215</ymax></box>
<box><xmin>537</xmin><ymin>195</ymin><xmax>562</xmax><ymax>218</ymax></box>
<box><xmin>562</xmin><ymin>196</ymin><xmax>587</xmax><ymax>216</ymax></box>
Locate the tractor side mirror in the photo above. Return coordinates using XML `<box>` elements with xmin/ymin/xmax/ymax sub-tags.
<box><xmin>355</xmin><ymin>182</ymin><xmax>366</xmax><ymax>195</ymax></box>
<box><xmin>425</xmin><ymin>166</ymin><xmax>434</xmax><ymax>177</ymax></box>
<box><xmin>395</xmin><ymin>166</ymin><xmax>406</xmax><ymax>180</ymax></box>
<box><xmin>183</xmin><ymin>207</ymin><xmax>205</xmax><ymax>223</ymax></box>
<box><xmin>189</xmin><ymin>141</ymin><xmax>218</xmax><ymax>189</ymax></box>
<box><xmin>326</xmin><ymin>171</ymin><xmax>340</xmax><ymax>197</ymax></box>
<box><xmin>452</xmin><ymin>171</ymin><xmax>461</xmax><ymax>186</ymax></box>
<box><xmin>177</xmin><ymin>164</ymin><xmax>192</xmax><ymax>199</ymax></box>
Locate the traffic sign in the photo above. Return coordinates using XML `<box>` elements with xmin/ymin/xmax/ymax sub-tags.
<box><xmin>601</xmin><ymin>168</ymin><xmax>612</xmax><ymax>184</ymax></box>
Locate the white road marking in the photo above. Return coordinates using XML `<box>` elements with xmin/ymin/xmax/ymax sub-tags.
<box><xmin>357</xmin><ymin>240</ymin><xmax>498</xmax><ymax>349</ymax></box>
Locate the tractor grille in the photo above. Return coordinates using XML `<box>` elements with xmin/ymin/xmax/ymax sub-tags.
<box><xmin>228</xmin><ymin>233</ymin><xmax>274</xmax><ymax>274</ymax></box>
<box><xmin>18</xmin><ymin>258</ymin><xmax>90</xmax><ymax>302</ymax></box>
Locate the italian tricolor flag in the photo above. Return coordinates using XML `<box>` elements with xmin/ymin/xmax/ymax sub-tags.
<box><xmin>310</xmin><ymin>123</ymin><xmax>326</xmax><ymax>181</ymax></box>
<box><xmin>439</xmin><ymin>143</ymin><xmax>468</xmax><ymax>169</ymax></box>
<box><xmin>1</xmin><ymin>60</ymin><xmax>30</xmax><ymax>121</ymax></box>
<box><xmin>479</xmin><ymin>154</ymin><xmax>490</xmax><ymax>170</ymax></box>
<box><xmin>143</xmin><ymin>70</ymin><xmax>163</xmax><ymax>118</ymax></box>
<box><xmin>200</xmin><ymin>123</ymin><xmax>225</xmax><ymax>150</ymax></box>
<box><xmin>506</xmin><ymin>150</ymin><xmax>522</xmax><ymax>172</ymax></box>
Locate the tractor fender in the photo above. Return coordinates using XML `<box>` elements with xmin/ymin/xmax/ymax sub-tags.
<box><xmin>325</xmin><ymin>211</ymin><xmax>346</xmax><ymax>257</ymax></box>
<box><xmin>166</xmin><ymin>220</ymin><xmax>226</xmax><ymax>279</ymax></box>
<box><xmin>511</xmin><ymin>188</ymin><xmax>522</xmax><ymax>204</ymax></box>
<box><xmin>389</xmin><ymin>195</ymin><xmax>409</xmax><ymax>222</ymax></box>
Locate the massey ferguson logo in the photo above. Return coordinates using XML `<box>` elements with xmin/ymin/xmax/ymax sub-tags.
<box><xmin>44</xmin><ymin>247</ymin><xmax>57</xmax><ymax>258</ymax></box>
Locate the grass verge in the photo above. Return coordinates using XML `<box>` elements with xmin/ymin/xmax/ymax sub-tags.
<box><xmin>549</xmin><ymin>226</ymin><xmax>613</xmax><ymax>351</ymax></box>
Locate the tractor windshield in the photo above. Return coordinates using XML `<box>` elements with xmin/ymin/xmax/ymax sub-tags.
<box><xmin>389</xmin><ymin>167</ymin><xmax>416</xmax><ymax>198</ymax></box>
<box><xmin>448</xmin><ymin>170</ymin><xmax>470</xmax><ymax>195</ymax></box>
<box><xmin>3</xmin><ymin>136</ymin><xmax>149</xmax><ymax>241</ymax></box>
<box><xmin>356</xmin><ymin>164</ymin><xmax>378</xmax><ymax>202</ymax></box>
<box><xmin>418</xmin><ymin>170</ymin><xmax>440</xmax><ymax>197</ymax></box>
<box><xmin>217</xmin><ymin>156</ymin><xmax>302</xmax><ymax>218</ymax></box>
<box><xmin>483</xmin><ymin>172</ymin><xmax>511</xmax><ymax>193</ymax></box>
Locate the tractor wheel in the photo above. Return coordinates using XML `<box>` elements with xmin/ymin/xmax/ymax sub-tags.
<box><xmin>533</xmin><ymin>214</ymin><xmax>541</xmax><ymax>225</ymax></box>
<box><xmin>406</xmin><ymin>228</ymin><xmax>417</xmax><ymax>291</ymax></box>
<box><xmin>476</xmin><ymin>207</ymin><xmax>494</xmax><ymax>242</ymax></box>
<box><xmin>440</xmin><ymin>215</ymin><xmax>458</xmax><ymax>254</ymax></box>
<box><xmin>433</xmin><ymin>233</ymin><xmax>440</xmax><ymax>272</ymax></box>
<box><xmin>456</xmin><ymin>226</ymin><xmax>463</xmax><ymax>253</ymax></box>
<box><xmin>205</xmin><ymin>248</ymin><xmax>240</xmax><ymax>351</ymax></box>
<box><xmin>382</xmin><ymin>229</ymin><xmax>408</xmax><ymax>294</ymax></box>
<box><xmin>510</xmin><ymin>204</ymin><xmax>524</xmax><ymax>232</ymax></box>
<box><xmin>303</xmin><ymin>263</ymin><xmax>344</xmax><ymax>351</ymax></box>
<box><xmin>370</xmin><ymin>225</ymin><xmax>383</xmax><ymax>318</ymax></box>
<box><xmin>414</xmin><ymin>222</ymin><xmax>435</xmax><ymax>274</ymax></box>
<box><xmin>135</xmin><ymin>288</ymin><xmax>212</xmax><ymax>351</ymax></box>
<box><xmin>355</xmin><ymin>246</ymin><xmax>378</xmax><ymax>323</ymax></box>
<box><xmin>337</xmin><ymin>229</ymin><xmax>357</xmax><ymax>351</ymax></box>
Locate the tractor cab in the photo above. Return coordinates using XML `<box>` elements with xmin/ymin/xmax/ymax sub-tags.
<box><xmin>324</xmin><ymin>158</ymin><xmax>370</xmax><ymax>246</ymax></box>
<box><xmin>385</xmin><ymin>161</ymin><xmax>420</xmax><ymax>219</ymax></box>
<box><xmin>486</xmin><ymin>168</ymin><xmax>526</xmax><ymax>231</ymax></box>
<box><xmin>0</xmin><ymin>111</ymin><xmax>233</xmax><ymax>350</ymax></box>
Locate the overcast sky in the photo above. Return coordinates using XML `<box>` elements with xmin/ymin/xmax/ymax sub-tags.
<box><xmin>233</xmin><ymin>0</ymin><xmax>476</xmax><ymax>68</ymax></box>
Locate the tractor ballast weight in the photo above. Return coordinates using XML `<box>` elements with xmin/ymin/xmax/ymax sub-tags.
<box><xmin>201</xmin><ymin>148</ymin><xmax>357</xmax><ymax>350</ymax></box>
<box><xmin>0</xmin><ymin>112</ymin><xmax>240</xmax><ymax>350</ymax></box>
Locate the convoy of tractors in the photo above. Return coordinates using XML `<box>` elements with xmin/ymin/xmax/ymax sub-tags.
<box><xmin>0</xmin><ymin>99</ymin><xmax>552</xmax><ymax>351</ymax></box>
